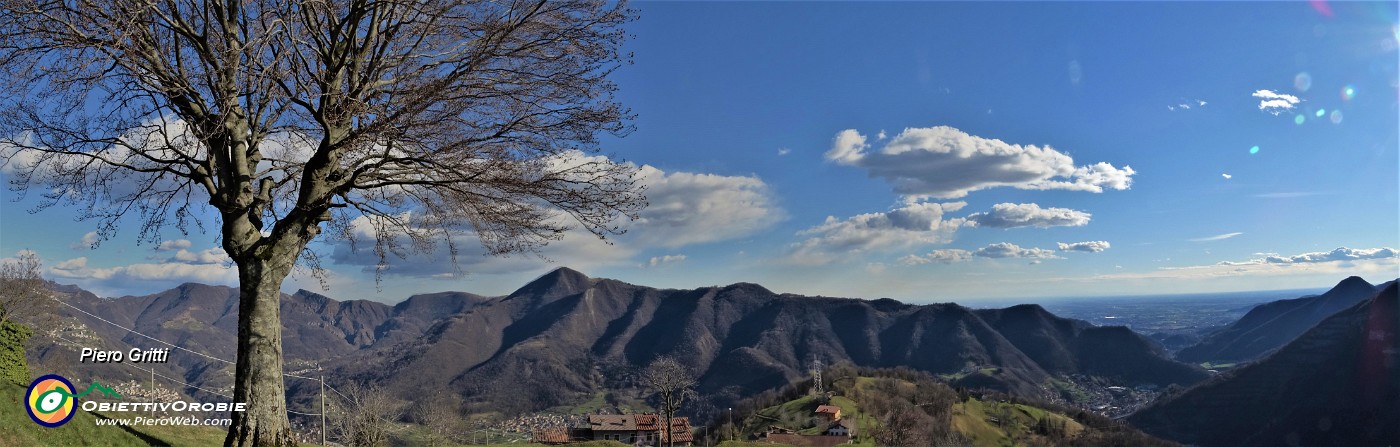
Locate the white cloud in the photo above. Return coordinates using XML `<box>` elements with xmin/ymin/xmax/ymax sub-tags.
<box><xmin>1091</xmin><ymin>247</ymin><xmax>1398</xmax><ymax>282</ymax></box>
<box><xmin>825</xmin><ymin>129</ymin><xmax>869</xmax><ymax>166</ymax></box>
<box><xmin>1198</xmin><ymin>100</ymin><xmax>1207</xmax><ymax>106</ymax></box>
<box><xmin>788</xmin><ymin>202</ymin><xmax>967</xmax><ymax>265</ymax></box>
<box><xmin>70</xmin><ymin>232</ymin><xmax>100</xmax><ymax>250</ymax></box>
<box><xmin>973</xmin><ymin>242</ymin><xmax>1061</xmax><ymax>259</ymax></box>
<box><xmin>1222</xmin><ymin>173</ymin><xmax>1232</xmax><ymax>179</ymax></box>
<box><xmin>629</xmin><ymin>165</ymin><xmax>784</xmax><ymax>248</ymax></box>
<box><xmin>327</xmin><ymin>213</ymin><xmax>635</xmax><ymax>277</ymax></box>
<box><xmin>1253</xmin><ymin>89</ymin><xmax>1301</xmax><ymax>115</ymax></box>
<box><xmin>1057</xmin><ymin>241</ymin><xmax>1111</xmax><ymax>253</ymax></box>
<box><xmin>965</xmin><ymin>203</ymin><xmax>1091</xmax><ymax>229</ymax></box>
<box><xmin>824</xmin><ymin>126</ymin><xmax>1135</xmax><ymax>199</ymax></box>
<box><xmin>156</xmin><ymin>239</ymin><xmax>193</xmax><ymax>251</ymax></box>
<box><xmin>42</xmin><ymin>251</ymin><xmax>238</xmax><ymax>295</ymax></box>
<box><xmin>901</xmin><ymin>242</ymin><xmax>1063</xmax><ymax>264</ymax></box>
<box><xmin>643</xmin><ymin>254</ymin><xmax>687</xmax><ymax>268</ymax></box>
<box><xmin>1</xmin><ymin>118</ymin><xmax>214</xmax><ymax>217</ymax></box>
<box><xmin>899</xmin><ymin>249</ymin><xmax>972</xmax><ymax>265</ymax></box>
<box><xmin>51</xmin><ymin>256</ymin><xmax>88</xmax><ymax>272</ymax></box>
<box><xmin>1190</xmin><ymin>232</ymin><xmax>1244</xmax><ymax>242</ymax></box>
<box><xmin>0</xmin><ymin>250</ymin><xmax>39</xmax><ymax>270</ymax></box>
<box><xmin>167</xmin><ymin>248</ymin><xmax>230</xmax><ymax>265</ymax></box>
<box><xmin>1219</xmin><ymin>247</ymin><xmax>1397</xmax><ymax>266</ymax></box>
<box><xmin>777</xmin><ymin>148</ymin><xmax>791</xmax><ymax>156</ymax></box>
<box><xmin>323</xmin><ymin>158</ymin><xmax>783</xmax><ymax>277</ymax></box>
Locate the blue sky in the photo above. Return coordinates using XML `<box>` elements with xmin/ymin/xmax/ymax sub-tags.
<box><xmin>2</xmin><ymin>1</ymin><xmax>1397</xmax><ymax>303</ymax></box>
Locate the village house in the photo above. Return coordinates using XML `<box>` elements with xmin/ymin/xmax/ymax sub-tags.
<box><xmin>755</xmin><ymin>405</ymin><xmax>854</xmax><ymax>447</ymax></box>
<box><xmin>814</xmin><ymin>405</ymin><xmax>842</xmax><ymax>423</ymax></box>
<box><xmin>822</xmin><ymin>418</ymin><xmax>854</xmax><ymax>437</ymax></box>
<box><xmin>531</xmin><ymin>427</ymin><xmax>573</xmax><ymax>445</ymax></box>
<box><xmin>537</xmin><ymin>413</ymin><xmax>691</xmax><ymax>446</ymax></box>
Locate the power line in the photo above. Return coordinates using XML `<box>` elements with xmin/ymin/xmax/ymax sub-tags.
<box><xmin>57</xmin><ymin>300</ymin><xmax>235</xmax><ymax>365</ymax></box>
<box><xmin>56</xmin><ymin>299</ymin><xmax>326</xmax><ymax>384</ymax></box>
<box><xmin>51</xmin><ymin>326</ymin><xmax>326</xmax><ymax>418</ymax></box>
<box><xmin>49</xmin><ymin>298</ymin><xmax>373</xmax><ymax>438</ymax></box>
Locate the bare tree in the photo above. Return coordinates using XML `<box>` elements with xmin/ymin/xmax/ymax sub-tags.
<box><xmin>0</xmin><ymin>1</ymin><xmax>641</xmax><ymax>446</ymax></box>
<box><xmin>409</xmin><ymin>390</ymin><xmax>464</xmax><ymax>447</ymax></box>
<box><xmin>331</xmin><ymin>384</ymin><xmax>402</xmax><ymax>447</ymax></box>
<box><xmin>0</xmin><ymin>250</ymin><xmax>48</xmax><ymax>385</ymax></box>
<box><xmin>641</xmin><ymin>356</ymin><xmax>696</xmax><ymax>447</ymax></box>
<box><xmin>0</xmin><ymin>250</ymin><xmax>52</xmax><ymax>326</ymax></box>
<box><xmin>871</xmin><ymin>403</ymin><xmax>933</xmax><ymax>447</ymax></box>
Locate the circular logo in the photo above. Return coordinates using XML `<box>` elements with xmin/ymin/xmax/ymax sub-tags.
<box><xmin>26</xmin><ymin>374</ymin><xmax>77</xmax><ymax>427</ymax></box>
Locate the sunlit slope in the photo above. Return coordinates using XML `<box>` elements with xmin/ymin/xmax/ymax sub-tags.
<box><xmin>0</xmin><ymin>382</ymin><xmax>230</xmax><ymax>447</ymax></box>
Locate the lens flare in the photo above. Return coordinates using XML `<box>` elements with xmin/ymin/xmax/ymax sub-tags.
<box><xmin>1295</xmin><ymin>115</ymin><xmax>1306</xmax><ymax>125</ymax></box>
<box><xmin>1316</xmin><ymin>108</ymin><xmax>1327</xmax><ymax>117</ymax></box>
<box><xmin>1342</xmin><ymin>85</ymin><xmax>1357</xmax><ymax>101</ymax></box>
<box><xmin>1249</xmin><ymin>145</ymin><xmax>1260</xmax><ymax>154</ymax></box>
<box><xmin>1294</xmin><ymin>72</ymin><xmax>1313</xmax><ymax>91</ymax></box>
<box><xmin>1330</xmin><ymin>110</ymin><xmax>1343</xmax><ymax>124</ymax></box>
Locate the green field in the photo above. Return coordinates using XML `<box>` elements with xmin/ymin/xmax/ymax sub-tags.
<box><xmin>951</xmin><ymin>398</ymin><xmax>1084</xmax><ymax>447</ymax></box>
<box><xmin>0</xmin><ymin>382</ymin><xmax>237</xmax><ymax>447</ymax></box>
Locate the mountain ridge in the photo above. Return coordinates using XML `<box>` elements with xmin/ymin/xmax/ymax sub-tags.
<box><xmin>1176</xmin><ymin>276</ymin><xmax>1391</xmax><ymax>363</ymax></box>
<box><xmin>42</xmin><ymin>267</ymin><xmax>1210</xmax><ymax>417</ymax></box>
<box><xmin>1129</xmin><ymin>282</ymin><xmax>1399</xmax><ymax>447</ymax></box>
<box><xmin>317</xmin><ymin>267</ymin><xmax>1208</xmax><ymax>413</ymax></box>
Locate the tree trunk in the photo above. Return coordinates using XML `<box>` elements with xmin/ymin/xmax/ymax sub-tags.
<box><xmin>664</xmin><ymin>410</ymin><xmax>673</xmax><ymax>447</ymax></box>
<box><xmin>224</xmin><ymin>249</ymin><xmax>299</xmax><ymax>447</ymax></box>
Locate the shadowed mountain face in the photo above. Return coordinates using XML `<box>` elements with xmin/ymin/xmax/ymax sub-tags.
<box><xmin>1129</xmin><ymin>283</ymin><xmax>1399</xmax><ymax>447</ymax></box>
<box><xmin>44</xmin><ymin>282</ymin><xmax>489</xmax><ymax>392</ymax></box>
<box><xmin>1176</xmin><ymin>276</ymin><xmax>1390</xmax><ymax>363</ymax></box>
<box><xmin>327</xmin><ymin>268</ymin><xmax>1207</xmax><ymax>412</ymax></box>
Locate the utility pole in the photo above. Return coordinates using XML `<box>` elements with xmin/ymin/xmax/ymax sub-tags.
<box><xmin>319</xmin><ymin>365</ymin><xmax>326</xmax><ymax>446</ymax></box>
<box><xmin>811</xmin><ymin>358</ymin><xmax>823</xmax><ymax>395</ymax></box>
<box><xmin>727</xmin><ymin>408</ymin><xmax>733</xmax><ymax>441</ymax></box>
<box><xmin>149</xmin><ymin>367</ymin><xmax>155</xmax><ymax>417</ymax></box>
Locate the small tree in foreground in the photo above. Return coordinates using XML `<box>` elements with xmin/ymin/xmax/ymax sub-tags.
<box><xmin>0</xmin><ymin>250</ymin><xmax>51</xmax><ymax>326</ymax></box>
<box><xmin>409</xmin><ymin>390</ymin><xmax>464</xmax><ymax>447</ymax></box>
<box><xmin>0</xmin><ymin>1</ymin><xmax>642</xmax><ymax>446</ymax></box>
<box><xmin>0</xmin><ymin>250</ymin><xmax>49</xmax><ymax>385</ymax></box>
<box><xmin>332</xmin><ymin>384</ymin><xmax>402</xmax><ymax>447</ymax></box>
<box><xmin>642</xmin><ymin>356</ymin><xmax>696</xmax><ymax>447</ymax></box>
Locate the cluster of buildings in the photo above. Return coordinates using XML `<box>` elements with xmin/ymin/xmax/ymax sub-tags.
<box><xmin>754</xmin><ymin>405</ymin><xmax>856</xmax><ymax>447</ymax></box>
<box><xmin>530</xmin><ymin>404</ymin><xmax>857</xmax><ymax>447</ymax></box>
<box><xmin>532</xmin><ymin>413</ymin><xmax>694</xmax><ymax>446</ymax></box>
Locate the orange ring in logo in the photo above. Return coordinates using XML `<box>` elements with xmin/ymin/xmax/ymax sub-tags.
<box><xmin>26</xmin><ymin>375</ymin><xmax>77</xmax><ymax>427</ymax></box>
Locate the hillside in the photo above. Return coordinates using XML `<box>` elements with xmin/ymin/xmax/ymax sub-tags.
<box><xmin>0</xmin><ymin>382</ymin><xmax>232</xmax><ymax>447</ymax></box>
<box><xmin>1129</xmin><ymin>282</ymin><xmax>1399</xmax><ymax>447</ymax></box>
<box><xmin>719</xmin><ymin>365</ymin><xmax>1176</xmax><ymax>447</ymax></box>
<box><xmin>38</xmin><ymin>268</ymin><xmax>1206</xmax><ymax>421</ymax></box>
<box><xmin>32</xmin><ymin>282</ymin><xmax>490</xmax><ymax>400</ymax></box>
<box><xmin>1176</xmin><ymin>276</ymin><xmax>1389</xmax><ymax>363</ymax></box>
